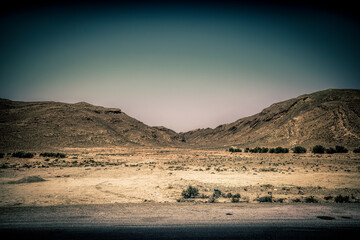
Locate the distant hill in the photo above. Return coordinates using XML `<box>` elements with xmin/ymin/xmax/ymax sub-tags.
<box><xmin>0</xmin><ymin>99</ymin><xmax>184</xmax><ymax>151</ymax></box>
<box><xmin>1</xmin><ymin>89</ymin><xmax>359</xmax><ymax>151</ymax></box>
<box><xmin>181</xmin><ymin>89</ymin><xmax>360</xmax><ymax>148</ymax></box>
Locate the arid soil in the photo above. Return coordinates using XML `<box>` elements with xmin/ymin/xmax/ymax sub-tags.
<box><xmin>1</xmin><ymin>147</ymin><xmax>359</xmax><ymax>207</ymax></box>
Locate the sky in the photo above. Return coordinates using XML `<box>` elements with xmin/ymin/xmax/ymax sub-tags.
<box><xmin>1</xmin><ymin>1</ymin><xmax>359</xmax><ymax>132</ymax></box>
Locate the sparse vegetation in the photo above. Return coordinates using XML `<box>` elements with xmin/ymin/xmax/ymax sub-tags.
<box><xmin>181</xmin><ymin>186</ymin><xmax>199</xmax><ymax>198</ymax></box>
<box><xmin>12</xmin><ymin>151</ymin><xmax>34</xmax><ymax>158</ymax></box>
<box><xmin>293</xmin><ymin>146</ymin><xmax>307</xmax><ymax>153</ymax></box>
<box><xmin>40</xmin><ymin>152</ymin><xmax>66</xmax><ymax>158</ymax></box>
<box><xmin>228</xmin><ymin>147</ymin><xmax>241</xmax><ymax>153</ymax></box>
<box><xmin>312</xmin><ymin>145</ymin><xmax>325</xmax><ymax>154</ymax></box>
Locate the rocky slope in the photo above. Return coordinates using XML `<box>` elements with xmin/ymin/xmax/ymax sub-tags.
<box><xmin>1</xmin><ymin>89</ymin><xmax>359</xmax><ymax>151</ymax></box>
<box><xmin>182</xmin><ymin>89</ymin><xmax>360</xmax><ymax>148</ymax></box>
<box><xmin>0</xmin><ymin>99</ymin><xmax>184</xmax><ymax>151</ymax></box>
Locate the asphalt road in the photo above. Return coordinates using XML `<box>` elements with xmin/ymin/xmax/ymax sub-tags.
<box><xmin>1</xmin><ymin>203</ymin><xmax>359</xmax><ymax>240</ymax></box>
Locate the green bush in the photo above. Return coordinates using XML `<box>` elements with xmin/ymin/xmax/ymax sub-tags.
<box><xmin>353</xmin><ymin>147</ymin><xmax>360</xmax><ymax>153</ymax></box>
<box><xmin>312</xmin><ymin>145</ymin><xmax>325</xmax><ymax>154</ymax></box>
<box><xmin>181</xmin><ymin>186</ymin><xmax>199</xmax><ymax>198</ymax></box>
<box><xmin>335</xmin><ymin>146</ymin><xmax>348</xmax><ymax>153</ymax></box>
<box><xmin>12</xmin><ymin>151</ymin><xmax>34</xmax><ymax>158</ymax></box>
<box><xmin>325</xmin><ymin>147</ymin><xmax>336</xmax><ymax>154</ymax></box>
<box><xmin>269</xmin><ymin>148</ymin><xmax>275</xmax><ymax>153</ymax></box>
<box><xmin>293</xmin><ymin>146</ymin><xmax>307</xmax><ymax>153</ymax></box>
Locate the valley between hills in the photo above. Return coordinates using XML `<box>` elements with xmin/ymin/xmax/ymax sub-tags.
<box><xmin>0</xmin><ymin>89</ymin><xmax>359</xmax><ymax>207</ymax></box>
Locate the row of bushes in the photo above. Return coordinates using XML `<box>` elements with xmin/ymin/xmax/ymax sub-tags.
<box><xmin>39</xmin><ymin>152</ymin><xmax>66</xmax><ymax>158</ymax></box>
<box><xmin>1</xmin><ymin>151</ymin><xmax>67</xmax><ymax>158</ymax></box>
<box><xmin>229</xmin><ymin>145</ymin><xmax>360</xmax><ymax>154</ymax></box>
<box><xmin>181</xmin><ymin>186</ymin><xmax>241</xmax><ymax>203</ymax></box>
<box><xmin>12</xmin><ymin>151</ymin><xmax>34</xmax><ymax>158</ymax></box>
<box><xmin>229</xmin><ymin>147</ymin><xmax>289</xmax><ymax>153</ymax></box>
<box><xmin>312</xmin><ymin>145</ymin><xmax>348</xmax><ymax>154</ymax></box>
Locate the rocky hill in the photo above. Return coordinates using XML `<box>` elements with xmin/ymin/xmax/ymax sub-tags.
<box><xmin>0</xmin><ymin>99</ymin><xmax>184</xmax><ymax>151</ymax></box>
<box><xmin>182</xmin><ymin>89</ymin><xmax>360</xmax><ymax>148</ymax></box>
<box><xmin>1</xmin><ymin>89</ymin><xmax>359</xmax><ymax>151</ymax></box>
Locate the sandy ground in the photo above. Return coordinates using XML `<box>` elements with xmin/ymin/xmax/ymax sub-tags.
<box><xmin>0</xmin><ymin>147</ymin><xmax>360</xmax><ymax>206</ymax></box>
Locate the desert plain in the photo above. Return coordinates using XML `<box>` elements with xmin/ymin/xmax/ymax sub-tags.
<box><xmin>1</xmin><ymin>147</ymin><xmax>359</xmax><ymax>207</ymax></box>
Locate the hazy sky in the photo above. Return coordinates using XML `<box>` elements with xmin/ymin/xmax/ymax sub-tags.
<box><xmin>1</xmin><ymin>2</ymin><xmax>359</xmax><ymax>132</ymax></box>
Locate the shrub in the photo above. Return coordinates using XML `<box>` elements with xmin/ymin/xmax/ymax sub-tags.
<box><xmin>213</xmin><ymin>189</ymin><xmax>222</xmax><ymax>198</ymax></box>
<box><xmin>244</xmin><ymin>148</ymin><xmax>249</xmax><ymax>153</ymax></box>
<box><xmin>208</xmin><ymin>196</ymin><xmax>216</xmax><ymax>203</ymax></box>
<box><xmin>274</xmin><ymin>147</ymin><xmax>288</xmax><ymax>153</ymax></box>
<box><xmin>334</xmin><ymin>195</ymin><xmax>350</xmax><ymax>203</ymax></box>
<box><xmin>293</xmin><ymin>146</ymin><xmax>307</xmax><ymax>153</ymax></box>
<box><xmin>250</xmin><ymin>147</ymin><xmax>261</xmax><ymax>153</ymax></box>
<box><xmin>226</xmin><ymin>193</ymin><xmax>232</xmax><ymax>198</ymax></box>
<box><xmin>312</xmin><ymin>145</ymin><xmax>325</xmax><ymax>154</ymax></box>
<box><xmin>260</xmin><ymin>147</ymin><xmax>269</xmax><ymax>153</ymax></box>
<box><xmin>40</xmin><ymin>152</ymin><xmax>66</xmax><ymax>158</ymax></box>
<box><xmin>257</xmin><ymin>196</ymin><xmax>272</xmax><ymax>202</ymax></box>
<box><xmin>231</xmin><ymin>196</ymin><xmax>240</xmax><ymax>203</ymax></box>
<box><xmin>181</xmin><ymin>186</ymin><xmax>199</xmax><ymax>198</ymax></box>
<box><xmin>0</xmin><ymin>153</ymin><xmax>4</xmax><ymax>158</ymax></box>
<box><xmin>335</xmin><ymin>146</ymin><xmax>348</xmax><ymax>153</ymax></box>
<box><xmin>233</xmin><ymin>193</ymin><xmax>241</xmax><ymax>198</ymax></box>
<box><xmin>325</xmin><ymin>147</ymin><xmax>336</xmax><ymax>154</ymax></box>
<box><xmin>229</xmin><ymin>147</ymin><xmax>234</xmax><ymax>152</ymax></box>
<box><xmin>12</xmin><ymin>151</ymin><xmax>34</xmax><ymax>158</ymax></box>
<box><xmin>324</xmin><ymin>196</ymin><xmax>333</xmax><ymax>200</ymax></box>
<box><xmin>304</xmin><ymin>196</ymin><xmax>318</xmax><ymax>203</ymax></box>
<box><xmin>353</xmin><ymin>147</ymin><xmax>360</xmax><ymax>153</ymax></box>
<box><xmin>269</xmin><ymin>148</ymin><xmax>275</xmax><ymax>153</ymax></box>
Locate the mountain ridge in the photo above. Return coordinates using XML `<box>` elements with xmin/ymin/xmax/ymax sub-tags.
<box><xmin>181</xmin><ymin>89</ymin><xmax>360</xmax><ymax>148</ymax></box>
<box><xmin>1</xmin><ymin>88</ymin><xmax>359</xmax><ymax>151</ymax></box>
